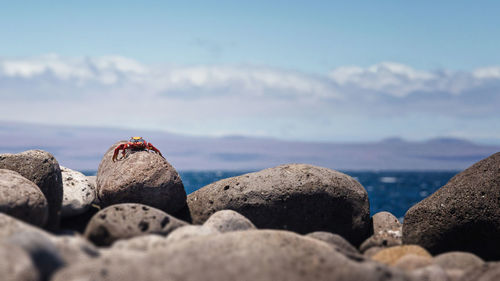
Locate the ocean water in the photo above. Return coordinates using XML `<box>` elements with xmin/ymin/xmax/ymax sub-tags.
<box><xmin>84</xmin><ymin>170</ymin><xmax>458</xmax><ymax>219</ymax></box>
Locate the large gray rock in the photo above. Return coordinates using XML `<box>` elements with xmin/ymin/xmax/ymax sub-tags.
<box><xmin>187</xmin><ymin>164</ymin><xmax>370</xmax><ymax>246</ymax></box>
<box><xmin>52</xmin><ymin>230</ymin><xmax>411</xmax><ymax>281</ymax></box>
<box><xmin>60</xmin><ymin>166</ymin><xmax>96</xmax><ymax>218</ymax></box>
<box><xmin>403</xmin><ymin>152</ymin><xmax>500</xmax><ymax>260</ymax></box>
<box><xmin>0</xmin><ymin>150</ymin><xmax>63</xmax><ymax>230</ymax></box>
<box><xmin>84</xmin><ymin>203</ymin><xmax>187</xmax><ymax>246</ymax></box>
<box><xmin>0</xmin><ymin>169</ymin><xmax>48</xmax><ymax>226</ymax></box>
<box><xmin>0</xmin><ymin>242</ymin><xmax>39</xmax><ymax>281</ymax></box>
<box><xmin>96</xmin><ymin>141</ymin><xmax>186</xmax><ymax>214</ymax></box>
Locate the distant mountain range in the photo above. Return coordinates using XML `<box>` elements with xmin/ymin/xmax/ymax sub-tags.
<box><xmin>1</xmin><ymin>121</ymin><xmax>499</xmax><ymax>172</ymax></box>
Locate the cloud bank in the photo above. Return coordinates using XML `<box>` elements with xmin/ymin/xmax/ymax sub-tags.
<box><xmin>1</xmin><ymin>55</ymin><xmax>499</xmax><ymax>142</ymax></box>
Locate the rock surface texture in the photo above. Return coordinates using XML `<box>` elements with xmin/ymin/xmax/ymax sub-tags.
<box><xmin>0</xmin><ymin>169</ymin><xmax>48</xmax><ymax>226</ymax></box>
<box><xmin>84</xmin><ymin>203</ymin><xmax>187</xmax><ymax>246</ymax></box>
<box><xmin>60</xmin><ymin>166</ymin><xmax>96</xmax><ymax>218</ymax></box>
<box><xmin>97</xmin><ymin>141</ymin><xmax>186</xmax><ymax>214</ymax></box>
<box><xmin>0</xmin><ymin>150</ymin><xmax>63</xmax><ymax>230</ymax></box>
<box><xmin>202</xmin><ymin>209</ymin><xmax>256</xmax><ymax>233</ymax></box>
<box><xmin>187</xmin><ymin>164</ymin><xmax>370</xmax><ymax>246</ymax></box>
<box><xmin>403</xmin><ymin>152</ymin><xmax>500</xmax><ymax>260</ymax></box>
<box><xmin>52</xmin><ymin>230</ymin><xmax>411</xmax><ymax>281</ymax></box>
<box><xmin>361</xmin><ymin>211</ymin><xmax>403</xmax><ymax>252</ymax></box>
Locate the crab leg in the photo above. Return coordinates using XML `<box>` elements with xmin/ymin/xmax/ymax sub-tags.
<box><xmin>112</xmin><ymin>143</ymin><xmax>128</xmax><ymax>162</ymax></box>
<box><xmin>147</xmin><ymin>142</ymin><xmax>164</xmax><ymax>158</ymax></box>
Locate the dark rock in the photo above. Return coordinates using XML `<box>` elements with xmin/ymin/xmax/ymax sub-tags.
<box><xmin>0</xmin><ymin>150</ymin><xmax>63</xmax><ymax>230</ymax></box>
<box><xmin>0</xmin><ymin>242</ymin><xmax>39</xmax><ymax>281</ymax></box>
<box><xmin>433</xmin><ymin>251</ymin><xmax>484</xmax><ymax>271</ymax></box>
<box><xmin>306</xmin><ymin>231</ymin><xmax>361</xmax><ymax>258</ymax></box>
<box><xmin>96</xmin><ymin>141</ymin><xmax>186</xmax><ymax>214</ymax></box>
<box><xmin>84</xmin><ymin>203</ymin><xmax>187</xmax><ymax>246</ymax></box>
<box><xmin>52</xmin><ymin>230</ymin><xmax>412</xmax><ymax>281</ymax></box>
<box><xmin>202</xmin><ymin>209</ymin><xmax>256</xmax><ymax>232</ymax></box>
<box><xmin>360</xmin><ymin>211</ymin><xmax>402</xmax><ymax>252</ymax></box>
<box><xmin>61</xmin><ymin>166</ymin><xmax>96</xmax><ymax>218</ymax></box>
<box><xmin>403</xmin><ymin>152</ymin><xmax>500</xmax><ymax>260</ymax></box>
<box><xmin>0</xmin><ymin>169</ymin><xmax>48</xmax><ymax>226</ymax></box>
<box><xmin>187</xmin><ymin>164</ymin><xmax>370</xmax><ymax>246</ymax></box>
<box><xmin>60</xmin><ymin>204</ymin><xmax>100</xmax><ymax>233</ymax></box>
<box><xmin>7</xmin><ymin>231</ymin><xmax>65</xmax><ymax>281</ymax></box>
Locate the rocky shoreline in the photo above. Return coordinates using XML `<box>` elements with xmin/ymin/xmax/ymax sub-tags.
<box><xmin>0</xmin><ymin>141</ymin><xmax>499</xmax><ymax>280</ymax></box>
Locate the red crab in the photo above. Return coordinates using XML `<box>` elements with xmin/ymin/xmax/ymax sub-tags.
<box><xmin>112</xmin><ymin>137</ymin><xmax>164</xmax><ymax>162</ymax></box>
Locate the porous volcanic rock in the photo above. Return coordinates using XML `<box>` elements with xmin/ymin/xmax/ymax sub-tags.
<box><xmin>0</xmin><ymin>169</ymin><xmax>48</xmax><ymax>226</ymax></box>
<box><xmin>360</xmin><ymin>211</ymin><xmax>403</xmax><ymax>252</ymax></box>
<box><xmin>403</xmin><ymin>152</ymin><xmax>500</xmax><ymax>260</ymax></box>
<box><xmin>0</xmin><ymin>150</ymin><xmax>63</xmax><ymax>230</ymax></box>
<box><xmin>203</xmin><ymin>209</ymin><xmax>256</xmax><ymax>232</ymax></box>
<box><xmin>96</xmin><ymin>141</ymin><xmax>186</xmax><ymax>214</ymax></box>
<box><xmin>187</xmin><ymin>164</ymin><xmax>370</xmax><ymax>246</ymax></box>
<box><xmin>84</xmin><ymin>203</ymin><xmax>187</xmax><ymax>246</ymax></box>
<box><xmin>60</xmin><ymin>166</ymin><xmax>96</xmax><ymax>218</ymax></box>
<box><xmin>0</xmin><ymin>242</ymin><xmax>39</xmax><ymax>281</ymax></box>
<box><xmin>52</xmin><ymin>230</ymin><xmax>412</xmax><ymax>281</ymax></box>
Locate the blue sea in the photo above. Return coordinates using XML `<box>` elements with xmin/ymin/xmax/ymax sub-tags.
<box><xmin>84</xmin><ymin>170</ymin><xmax>458</xmax><ymax>219</ymax></box>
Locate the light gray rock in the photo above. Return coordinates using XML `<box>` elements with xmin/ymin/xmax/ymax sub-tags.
<box><xmin>394</xmin><ymin>254</ymin><xmax>433</xmax><ymax>271</ymax></box>
<box><xmin>52</xmin><ymin>230</ymin><xmax>412</xmax><ymax>281</ymax></box>
<box><xmin>0</xmin><ymin>212</ymin><xmax>52</xmax><ymax>240</ymax></box>
<box><xmin>51</xmin><ymin>235</ymin><xmax>100</xmax><ymax>264</ymax></box>
<box><xmin>203</xmin><ymin>210</ymin><xmax>256</xmax><ymax>233</ymax></box>
<box><xmin>60</xmin><ymin>166</ymin><xmax>96</xmax><ymax>218</ymax></box>
<box><xmin>411</xmin><ymin>265</ymin><xmax>450</xmax><ymax>281</ymax></box>
<box><xmin>0</xmin><ymin>169</ymin><xmax>48</xmax><ymax>227</ymax></box>
<box><xmin>96</xmin><ymin>141</ymin><xmax>186</xmax><ymax>214</ymax></box>
<box><xmin>433</xmin><ymin>251</ymin><xmax>484</xmax><ymax>271</ymax></box>
<box><xmin>164</xmin><ymin>225</ymin><xmax>220</xmax><ymax>244</ymax></box>
<box><xmin>403</xmin><ymin>152</ymin><xmax>500</xmax><ymax>260</ymax></box>
<box><xmin>360</xmin><ymin>211</ymin><xmax>403</xmax><ymax>252</ymax></box>
<box><xmin>306</xmin><ymin>231</ymin><xmax>361</xmax><ymax>259</ymax></box>
<box><xmin>458</xmin><ymin>262</ymin><xmax>500</xmax><ymax>281</ymax></box>
<box><xmin>0</xmin><ymin>150</ymin><xmax>63</xmax><ymax>230</ymax></box>
<box><xmin>187</xmin><ymin>164</ymin><xmax>371</xmax><ymax>246</ymax></box>
<box><xmin>111</xmin><ymin>234</ymin><xmax>169</xmax><ymax>252</ymax></box>
<box><xmin>0</xmin><ymin>242</ymin><xmax>39</xmax><ymax>281</ymax></box>
<box><xmin>84</xmin><ymin>203</ymin><xmax>187</xmax><ymax>246</ymax></box>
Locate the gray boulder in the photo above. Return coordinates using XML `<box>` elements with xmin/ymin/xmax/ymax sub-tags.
<box><xmin>52</xmin><ymin>230</ymin><xmax>411</xmax><ymax>281</ymax></box>
<box><xmin>60</xmin><ymin>166</ymin><xmax>96</xmax><ymax>218</ymax></box>
<box><xmin>96</xmin><ymin>141</ymin><xmax>186</xmax><ymax>214</ymax></box>
<box><xmin>203</xmin><ymin>209</ymin><xmax>256</xmax><ymax>232</ymax></box>
<box><xmin>433</xmin><ymin>251</ymin><xmax>484</xmax><ymax>271</ymax></box>
<box><xmin>360</xmin><ymin>211</ymin><xmax>402</xmax><ymax>252</ymax></box>
<box><xmin>0</xmin><ymin>242</ymin><xmax>39</xmax><ymax>281</ymax></box>
<box><xmin>84</xmin><ymin>203</ymin><xmax>187</xmax><ymax>246</ymax></box>
<box><xmin>187</xmin><ymin>164</ymin><xmax>370</xmax><ymax>246</ymax></box>
<box><xmin>0</xmin><ymin>169</ymin><xmax>48</xmax><ymax>226</ymax></box>
<box><xmin>403</xmin><ymin>152</ymin><xmax>500</xmax><ymax>260</ymax></box>
<box><xmin>164</xmin><ymin>225</ymin><xmax>220</xmax><ymax>244</ymax></box>
<box><xmin>0</xmin><ymin>150</ymin><xmax>63</xmax><ymax>230</ymax></box>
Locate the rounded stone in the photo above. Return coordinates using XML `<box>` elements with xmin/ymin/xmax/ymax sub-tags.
<box><xmin>360</xmin><ymin>211</ymin><xmax>403</xmax><ymax>252</ymax></box>
<box><xmin>187</xmin><ymin>164</ymin><xmax>370</xmax><ymax>246</ymax></box>
<box><xmin>0</xmin><ymin>150</ymin><xmax>63</xmax><ymax>230</ymax></box>
<box><xmin>84</xmin><ymin>203</ymin><xmax>187</xmax><ymax>246</ymax></box>
<box><xmin>411</xmin><ymin>265</ymin><xmax>450</xmax><ymax>281</ymax></box>
<box><xmin>0</xmin><ymin>242</ymin><xmax>39</xmax><ymax>281</ymax></box>
<box><xmin>52</xmin><ymin>230</ymin><xmax>412</xmax><ymax>281</ymax></box>
<box><xmin>96</xmin><ymin>141</ymin><xmax>186</xmax><ymax>214</ymax></box>
<box><xmin>111</xmin><ymin>234</ymin><xmax>169</xmax><ymax>252</ymax></box>
<box><xmin>306</xmin><ymin>231</ymin><xmax>360</xmax><ymax>258</ymax></box>
<box><xmin>459</xmin><ymin>262</ymin><xmax>500</xmax><ymax>281</ymax></box>
<box><xmin>432</xmin><ymin>251</ymin><xmax>484</xmax><ymax>271</ymax></box>
<box><xmin>203</xmin><ymin>210</ymin><xmax>256</xmax><ymax>233</ymax></box>
<box><xmin>164</xmin><ymin>225</ymin><xmax>220</xmax><ymax>244</ymax></box>
<box><xmin>371</xmin><ymin>245</ymin><xmax>432</xmax><ymax>266</ymax></box>
<box><xmin>403</xmin><ymin>152</ymin><xmax>500</xmax><ymax>260</ymax></box>
<box><xmin>394</xmin><ymin>254</ymin><xmax>433</xmax><ymax>271</ymax></box>
<box><xmin>61</xmin><ymin>166</ymin><xmax>96</xmax><ymax>218</ymax></box>
<box><xmin>0</xmin><ymin>169</ymin><xmax>48</xmax><ymax>226</ymax></box>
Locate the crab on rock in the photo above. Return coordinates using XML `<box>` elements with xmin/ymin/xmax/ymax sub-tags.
<box><xmin>112</xmin><ymin>137</ymin><xmax>164</xmax><ymax>162</ymax></box>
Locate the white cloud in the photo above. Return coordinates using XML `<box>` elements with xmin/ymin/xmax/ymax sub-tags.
<box><xmin>0</xmin><ymin>55</ymin><xmax>499</xmax><ymax>142</ymax></box>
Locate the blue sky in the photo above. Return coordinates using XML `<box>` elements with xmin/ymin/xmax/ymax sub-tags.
<box><xmin>1</xmin><ymin>1</ymin><xmax>500</xmax><ymax>143</ymax></box>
